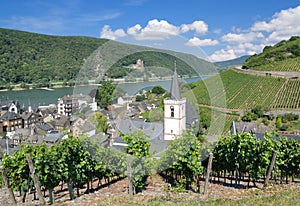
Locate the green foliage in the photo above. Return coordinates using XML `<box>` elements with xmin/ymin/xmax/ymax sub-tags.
<box><xmin>88</xmin><ymin>112</ymin><xmax>108</xmax><ymax>133</ymax></box>
<box><xmin>158</xmin><ymin>131</ymin><xmax>204</xmax><ymax>190</ymax></box>
<box><xmin>242</xmin><ymin>112</ymin><xmax>258</xmax><ymax>122</ymax></box>
<box><xmin>96</xmin><ymin>81</ymin><xmax>115</xmax><ymax>109</ymax></box>
<box><xmin>0</xmin><ymin>28</ymin><xmax>107</xmax><ymax>84</ymax></box>
<box><xmin>243</xmin><ymin>36</ymin><xmax>300</xmax><ymax>71</ymax></box>
<box><xmin>123</xmin><ymin>130</ymin><xmax>151</xmax><ymax>157</ymax></box>
<box><xmin>190</xmin><ymin>69</ymin><xmax>300</xmax><ymax>110</ymax></box>
<box><xmin>212</xmin><ymin>132</ymin><xmax>300</xmax><ymax>182</ymax></box>
<box><xmin>151</xmin><ymin>86</ymin><xmax>166</xmax><ymax>94</ymax></box>
<box><xmin>0</xmin><ymin>28</ymin><xmax>220</xmax><ymax>85</ymax></box>
<box><xmin>251</xmin><ymin>106</ymin><xmax>264</xmax><ymax>118</ymax></box>
<box><xmin>136</xmin><ymin>94</ymin><xmax>146</xmax><ymax>102</ymax></box>
<box><xmin>276</xmin><ymin>116</ymin><xmax>282</xmax><ymax>129</ymax></box>
<box><xmin>122</xmin><ymin>130</ymin><xmax>152</xmax><ymax>192</ymax></box>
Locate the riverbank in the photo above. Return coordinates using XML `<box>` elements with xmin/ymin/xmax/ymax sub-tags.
<box><xmin>0</xmin><ymin>75</ymin><xmax>210</xmax><ymax>93</ymax></box>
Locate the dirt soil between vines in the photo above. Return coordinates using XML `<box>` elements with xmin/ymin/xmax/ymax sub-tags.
<box><xmin>0</xmin><ymin>174</ymin><xmax>299</xmax><ymax>205</ymax></box>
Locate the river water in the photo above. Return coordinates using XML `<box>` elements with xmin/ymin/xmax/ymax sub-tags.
<box><xmin>0</xmin><ymin>76</ymin><xmax>208</xmax><ymax>108</ymax></box>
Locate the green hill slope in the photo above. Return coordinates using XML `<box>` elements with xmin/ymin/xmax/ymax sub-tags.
<box><xmin>0</xmin><ymin>28</ymin><xmax>219</xmax><ymax>85</ymax></box>
<box><xmin>243</xmin><ymin>36</ymin><xmax>300</xmax><ymax>71</ymax></box>
<box><xmin>215</xmin><ymin>55</ymin><xmax>250</xmax><ymax>68</ymax></box>
<box><xmin>190</xmin><ymin>69</ymin><xmax>300</xmax><ymax>110</ymax></box>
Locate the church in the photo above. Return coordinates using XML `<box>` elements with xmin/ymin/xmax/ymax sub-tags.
<box><xmin>111</xmin><ymin>64</ymin><xmax>199</xmax><ymax>156</ymax></box>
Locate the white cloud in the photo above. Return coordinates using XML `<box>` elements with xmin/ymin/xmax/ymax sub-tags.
<box><xmin>181</xmin><ymin>20</ymin><xmax>208</xmax><ymax>34</ymax></box>
<box><xmin>100</xmin><ymin>25</ymin><xmax>126</xmax><ymax>40</ymax></box>
<box><xmin>221</xmin><ymin>32</ymin><xmax>264</xmax><ymax>43</ymax></box>
<box><xmin>208</xmin><ymin>49</ymin><xmax>237</xmax><ymax>62</ymax></box>
<box><xmin>102</xmin><ymin>19</ymin><xmax>209</xmax><ymax>41</ymax></box>
<box><xmin>186</xmin><ymin>37</ymin><xmax>219</xmax><ymax>47</ymax></box>
<box><xmin>127</xmin><ymin>19</ymin><xmax>180</xmax><ymax>40</ymax></box>
<box><xmin>251</xmin><ymin>6</ymin><xmax>300</xmax><ymax>44</ymax></box>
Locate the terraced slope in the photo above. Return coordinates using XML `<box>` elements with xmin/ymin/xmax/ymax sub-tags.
<box><xmin>243</xmin><ymin>36</ymin><xmax>300</xmax><ymax>72</ymax></box>
<box><xmin>190</xmin><ymin>69</ymin><xmax>300</xmax><ymax>110</ymax></box>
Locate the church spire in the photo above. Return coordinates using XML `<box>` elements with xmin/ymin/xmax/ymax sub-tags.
<box><xmin>170</xmin><ymin>60</ymin><xmax>181</xmax><ymax>100</ymax></box>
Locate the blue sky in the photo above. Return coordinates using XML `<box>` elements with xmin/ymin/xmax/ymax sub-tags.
<box><xmin>1</xmin><ymin>0</ymin><xmax>300</xmax><ymax>61</ymax></box>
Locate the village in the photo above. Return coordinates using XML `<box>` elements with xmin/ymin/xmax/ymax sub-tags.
<box><xmin>0</xmin><ymin>67</ymin><xmax>195</xmax><ymax>157</ymax></box>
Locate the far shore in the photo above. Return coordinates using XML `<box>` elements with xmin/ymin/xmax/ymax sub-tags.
<box><xmin>0</xmin><ymin>75</ymin><xmax>210</xmax><ymax>93</ymax></box>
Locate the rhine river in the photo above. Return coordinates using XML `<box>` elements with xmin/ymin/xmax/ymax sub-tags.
<box><xmin>0</xmin><ymin>76</ymin><xmax>208</xmax><ymax>108</ymax></box>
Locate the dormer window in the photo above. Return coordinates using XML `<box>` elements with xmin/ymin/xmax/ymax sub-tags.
<box><xmin>170</xmin><ymin>106</ymin><xmax>174</xmax><ymax>117</ymax></box>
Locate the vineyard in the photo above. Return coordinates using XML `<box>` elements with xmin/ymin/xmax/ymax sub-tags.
<box><xmin>1</xmin><ymin>131</ymin><xmax>299</xmax><ymax>205</ymax></box>
<box><xmin>190</xmin><ymin>69</ymin><xmax>300</xmax><ymax>110</ymax></box>
<box><xmin>250</xmin><ymin>56</ymin><xmax>300</xmax><ymax>72</ymax></box>
<box><xmin>272</xmin><ymin>79</ymin><xmax>300</xmax><ymax>109</ymax></box>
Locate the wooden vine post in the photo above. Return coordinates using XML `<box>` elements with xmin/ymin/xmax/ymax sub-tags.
<box><xmin>0</xmin><ymin>166</ymin><xmax>17</xmax><ymax>205</ymax></box>
<box><xmin>26</xmin><ymin>154</ymin><xmax>45</xmax><ymax>205</ymax></box>
<box><xmin>127</xmin><ymin>155</ymin><xmax>133</xmax><ymax>196</ymax></box>
<box><xmin>203</xmin><ymin>153</ymin><xmax>213</xmax><ymax>196</ymax></box>
<box><xmin>264</xmin><ymin>151</ymin><xmax>277</xmax><ymax>189</ymax></box>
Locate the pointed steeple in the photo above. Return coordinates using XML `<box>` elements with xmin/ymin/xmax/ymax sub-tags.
<box><xmin>170</xmin><ymin>60</ymin><xmax>181</xmax><ymax>100</ymax></box>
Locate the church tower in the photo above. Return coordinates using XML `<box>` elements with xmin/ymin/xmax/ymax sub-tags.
<box><xmin>163</xmin><ymin>62</ymin><xmax>186</xmax><ymax>140</ymax></box>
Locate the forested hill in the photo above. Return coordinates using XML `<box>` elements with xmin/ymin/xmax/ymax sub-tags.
<box><xmin>215</xmin><ymin>55</ymin><xmax>250</xmax><ymax>68</ymax></box>
<box><xmin>0</xmin><ymin>28</ymin><xmax>219</xmax><ymax>85</ymax></box>
<box><xmin>243</xmin><ymin>36</ymin><xmax>300</xmax><ymax>71</ymax></box>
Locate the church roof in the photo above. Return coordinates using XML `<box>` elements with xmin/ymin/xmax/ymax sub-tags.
<box><xmin>170</xmin><ymin>64</ymin><xmax>181</xmax><ymax>100</ymax></box>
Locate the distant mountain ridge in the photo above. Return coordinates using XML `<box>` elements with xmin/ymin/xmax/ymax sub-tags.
<box><xmin>243</xmin><ymin>36</ymin><xmax>300</xmax><ymax>72</ymax></box>
<box><xmin>0</xmin><ymin>28</ymin><xmax>220</xmax><ymax>86</ymax></box>
<box><xmin>215</xmin><ymin>55</ymin><xmax>250</xmax><ymax>68</ymax></box>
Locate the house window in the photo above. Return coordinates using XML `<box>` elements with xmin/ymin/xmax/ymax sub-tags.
<box><xmin>171</xmin><ymin>130</ymin><xmax>173</xmax><ymax>134</ymax></box>
<box><xmin>170</xmin><ymin>106</ymin><xmax>174</xmax><ymax>117</ymax></box>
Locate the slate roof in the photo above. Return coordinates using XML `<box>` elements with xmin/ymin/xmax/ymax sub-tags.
<box><xmin>44</xmin><ymin>132</ymin><xmax>64</xmax><ymax>143</ymax></box>
<box><xmin>117</xmin><ymin>119</ymin><xmax>164</xmax><ymax>140</ymax></box>
<box><xmin>76</xmin><ymin>121</ymin><xmax>96</xmax><ymax>133</ymax></box>
<box><xmin>170</xmin><ymin>66</ymin><xmax>181</xmax><ymax>100</ymax></box>
<box><xmin>37</xmin><ymin>123</ymin><xmax>54</xmax><ymax>132</ymax></box>
<box><xmin>185</xmin><ymin>101</ymin><xmax>199</xmax><ymax>129</ymax></box>
<box><xmin>0</xmin><ymin>100</ymin><xmax>20</xmax><ymax>110</ymax></box>
<box><xmin>0</xmin><ymin>111</ymin><xmax>21</xmax><ymax>121</ymax></box>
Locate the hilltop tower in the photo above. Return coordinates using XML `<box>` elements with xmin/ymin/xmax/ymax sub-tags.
<box><xmin>163</xmin><ymin>62</ymin><xmax>186</xmax><ymax>140</ymax></box>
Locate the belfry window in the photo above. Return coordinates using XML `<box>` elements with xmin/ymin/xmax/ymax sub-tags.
<box><xmin>170</xmin><ymin>106</ymin><xmax>174</xmax><ymax>117</ymax></box>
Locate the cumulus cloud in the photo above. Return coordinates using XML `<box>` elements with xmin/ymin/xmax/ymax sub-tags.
<box><xmin>129</xmin><ymin>19</ymin><xmax>181</xmax><ymax>40</ymax></box>
<box><xmin>221</xmin><ymin>32</ymin><xmax>264</xmax><ymax>43</ymax></box>
<box><xmin>186</xmin><ymin>37</ymin><xmax>219</xmax><ymax>47</ymax></box>
<box><xmin>180</xmin><ymin>20</ymin><xmax>208</xmax><ymax>34</ymax></box>
<box><xmin>101</xmin><ymin>19</ymin><xmax>209</xmax><ymax>41</ymax></box>
<box><xmin>209</xmin><ymin>48</ymin><xmax>237</xmax><ymax>62</ymax></box>
<box><xmin>126</xmin><ymin>19</ymin><xmax>198</xmax><ymax>40</ymax></box>
<box><xmin>100</xmin><ymin>25</ymin><xmax>126</xmax><ymax>40</ymax></box>
<box><xmin>252</xmin><ymin>5</ymin><xmax>300</xmax><ymax>44</ymax></box>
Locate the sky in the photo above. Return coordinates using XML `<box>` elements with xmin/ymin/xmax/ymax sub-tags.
<box><xmin>1</xmin><ymin>0</ymin><xmax>300</xmax><ymax>62</ymax></box>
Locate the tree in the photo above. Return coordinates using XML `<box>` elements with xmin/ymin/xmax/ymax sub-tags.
<box><xmin>96</xmin><ymin>81</ymin><xmax>115</xmax><ymax>109</ymax></box>
<box><xmin>151</xmin><ymin>86</ymin><xmax>165</xmax><ymax>94</ymax></box>
<box><xmin>88</xmin><ymin>112</ymin><xmax>108</xmax><ymax>133</ymax></box>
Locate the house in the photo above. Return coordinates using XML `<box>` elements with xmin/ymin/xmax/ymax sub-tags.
<box><xmin>57</xmin><ymin>94</ymin><xmax>97</xmax><ymax>116</ymax></box>
<box><xmin>36</xmin><ymin>123</ymin><xmax>55</xmax><ymax>135</ymax></box>
<box><xmin>22</xmin><ymin>111</ymin><xmax>43</xmax><ymax>128</ymax></box>
<box><xmin>117</xmin><ymin>95</ymin><xmax>132</xmax><ymax>105</ymax></box>
<box><xmin>0</xmin><ymin>111</ymin><xmax>23</xmax><ymax>134</ymax></box>
<box><xmin>49</xmin><ymin>115</ymin><xmax>70</xmax><ymax>131</ymax></box>
<box><xmin>0</xmin><ymin>100</ymin><xmax>21</xmax><ymax>115</ymax></box>
<box><xmin>230</xmin><ymin>121</ymin><xmax>267</xmax><ymax>140</ymax></box>
<box><xmin>44</xmin><ymin>131</ymin><xmax>64</xmax><ymax>144</ymax></box>
<box><xmin>11</xmin><ymin>128</ymin><xmax>43</xmax><ymax>146</ymax></box>
<box><xmin>72</xmin><ymin>118</ymin><xmax>96</xmax><ymax>137</ymax></box>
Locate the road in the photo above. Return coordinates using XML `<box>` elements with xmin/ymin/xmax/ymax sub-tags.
<box><xmin>232</xmin><ymin>66</ymin><xmax>300</xmax><ymax>78</ymax></box>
